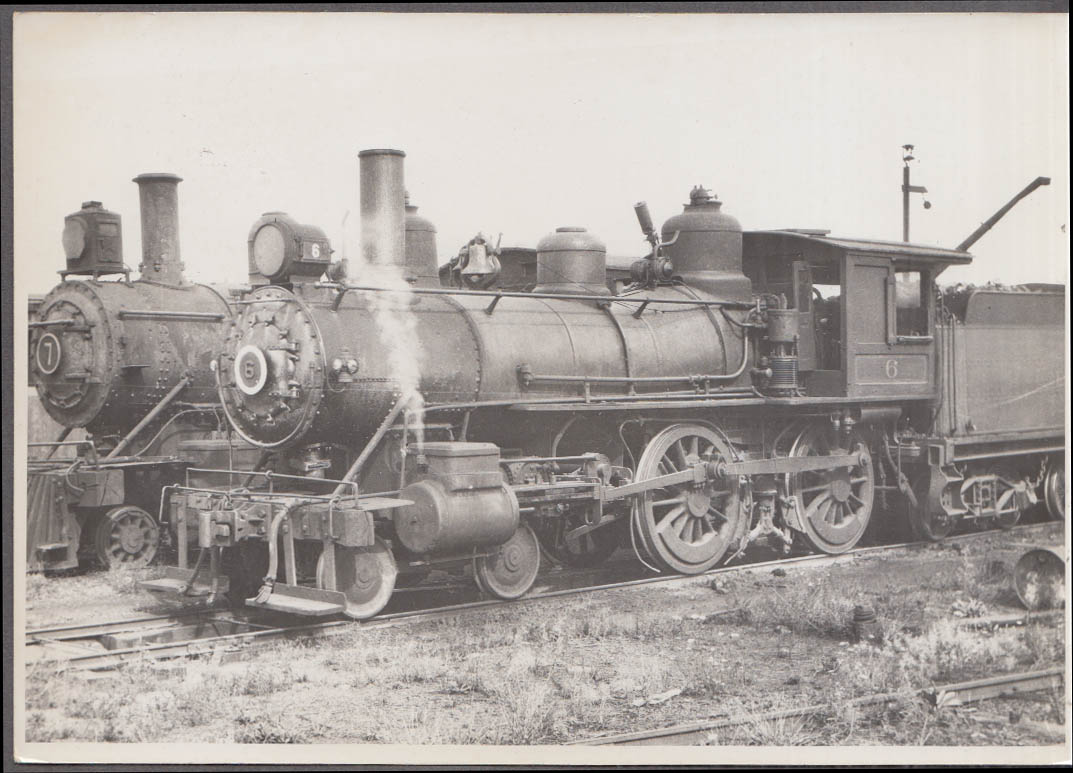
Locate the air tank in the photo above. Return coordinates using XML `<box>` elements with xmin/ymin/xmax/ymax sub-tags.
<box><xmin>532</xmin><ymin>227</ymin><xmax>610</xmax><ymax>296</ymax></box>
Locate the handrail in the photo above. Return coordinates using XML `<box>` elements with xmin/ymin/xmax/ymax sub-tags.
<box><xmin>315</xmin><ymin>281</ymin><xmax>756</xmax><ymax>311</ymax></box>
<box><xmin>519</xmin><ymin>337</ymin><xmax>753</xmax><ymax>390</ymax></box>
<box><xmin>117</xmin><ymin>310</ymin><xmax>225</xmax><ymax>322</ymax></box>
<box><xmin>181</xmin><ymin>468</ymin><xmax>360</xmax><ymax>500</ymax></box>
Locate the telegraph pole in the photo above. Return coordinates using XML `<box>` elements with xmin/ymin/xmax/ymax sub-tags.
<box><xmin>901</xmin><ymin>144</ymin><xmax>930</xmax><ymax>242</ymax></box>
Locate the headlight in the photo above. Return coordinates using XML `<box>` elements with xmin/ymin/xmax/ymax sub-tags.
<box><xmin>252</xmin><ymin>223</ymin><xmax>288</xmax><ymax>278</ymax></box>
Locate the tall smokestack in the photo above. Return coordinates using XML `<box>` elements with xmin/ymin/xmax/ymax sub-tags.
<box><xmin>358</xmin><ymin>149</ymin><xmax>406</xmax><ymax>272</ymax></box>
<box><xmin>133</xmin><ymin>172</ymin><xmax>184</xmax><ymax>284</ymax></box>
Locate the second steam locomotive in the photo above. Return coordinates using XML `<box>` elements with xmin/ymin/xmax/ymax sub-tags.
<box><xmin>142</xmin><ymin>148</ymin><xmax>1064</xmax><ymax>619</ymax></box>
<box><xmin>27</xmin><ymin>175</ymin><xmax>257</xmax><ymax>571</ymax></box>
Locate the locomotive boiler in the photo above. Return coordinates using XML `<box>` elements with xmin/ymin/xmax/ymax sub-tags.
<box><xmin>27</xmin><ymin>174</ymin><xmax>256</xmax><ymax>571</ymax></box>
<box><xmin>145</xmin><ymin>148</ymin><xmax>1065</xmax><ymax>620</ymax></box>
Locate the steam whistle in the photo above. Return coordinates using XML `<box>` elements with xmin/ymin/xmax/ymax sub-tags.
<box><xmin>459</xmin><ymin>232</ymin><xmax>501</xmax><ymax>289</ymax></box>
<box><xmin>631</xmin><ymin>201</ymin><xmax>674</xmax><ymax>286</ymax></box>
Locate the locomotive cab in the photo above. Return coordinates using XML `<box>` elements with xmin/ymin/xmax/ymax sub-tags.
<box><xmin>743</xmin><ymin>231</ymin><xmax>972</xmax><ymax>399</ymax></box>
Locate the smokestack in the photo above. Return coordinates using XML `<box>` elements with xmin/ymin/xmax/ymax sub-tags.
<box><xmin>358</xmin><ymin>149</ymin><xmax>406</xmax><ymax>272</ymax></box>
<box><xmin>133</xmin><ymin>173</ymin><xmax>184</xmax><ymax>284</ymax></box>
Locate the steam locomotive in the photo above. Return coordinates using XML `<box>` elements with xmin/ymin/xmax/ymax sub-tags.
<box><xmin>27</xmin><ymin>175</ymin><xmax>258</xmax><ymax>571</ymax></box>
<box><xmin>140</xmin><ymin>148</ymin><xmax>1064</xmax><ymax>619</ymax></box>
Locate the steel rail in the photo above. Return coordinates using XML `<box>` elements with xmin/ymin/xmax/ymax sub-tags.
<box><xmin>26</xmin><ymin>607</ymin><xmax>227</xmax><ymax>641</ymax></box>
<box><xmin>29</xmin><ymin>518</ymin><xmax>1050</xmax><ymax>643</ymax></box>
<box><xmin>572</xmin><ymin>667</ymin><xmax>1066</xmax><ymax>746</ymax></box>
<box><xmin>25</xmin><ymin>521</ymin><xmax>1059</xmax><ymax>671</ymax></box>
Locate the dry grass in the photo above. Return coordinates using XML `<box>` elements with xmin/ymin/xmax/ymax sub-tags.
<box><xmin>22</xmin><ymin>540</ymin><xmax>1067</xmax><ymax>747</ymax></box>
<box><xmin>102</xmin><ymin>565</ymin><xmax>164</xmax><ymax>596</ymax></box>
<box><xmin>740</xmin><ymin>578</ymin><xmax>856</xmax><ymax>639</ymax></box>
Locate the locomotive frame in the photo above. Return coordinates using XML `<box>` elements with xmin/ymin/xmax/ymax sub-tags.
<box><xmin>141</xmin><ymin>148</ymin><xmax>1064</xmax><ymax>620</ymax></box>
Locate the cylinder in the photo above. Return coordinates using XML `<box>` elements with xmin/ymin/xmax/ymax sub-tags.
<box><xmin>133</xmin><ymin>173</ymin><xmax>184</xmax><ymax>285</ymax></box>
<box><xmin>394</xmin><ymin>478</ymin><xmax>520</xmax><ymax>554</ymax></box>
<box><xmin>359</xmin><ymin>149</ymin><xmax>406</xmax><ymax>272</ymax></box>
<box><xmin>533</xmin><ymin>226</ymin><xmax>610</xmax><ymax>296</ymax></box>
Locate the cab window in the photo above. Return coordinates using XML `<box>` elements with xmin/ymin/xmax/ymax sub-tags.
<box><xmin>895</xmin><ymin>270</ymin><xmax>928</xmax><ymax>337</ymax></box>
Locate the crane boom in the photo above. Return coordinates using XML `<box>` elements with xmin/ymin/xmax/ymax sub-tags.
<box><xmin>957</xmin><ymin>176</ymin><xmax>1051</xmax><ymax>252</ymax></box>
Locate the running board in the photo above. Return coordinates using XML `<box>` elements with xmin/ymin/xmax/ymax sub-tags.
<box><xmin>246</xmin><ymin>583</ymin><xmax>347</xmax><ymax>616</ymax></box>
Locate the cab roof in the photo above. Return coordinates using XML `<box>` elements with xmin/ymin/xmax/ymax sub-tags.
<box><xmin>744</xmin><ymin>230</ymin><xmax>974</xmax><ymax>266</ymax></box>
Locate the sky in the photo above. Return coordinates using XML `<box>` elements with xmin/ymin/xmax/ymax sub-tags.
<box><xmin>13</xmin><ymin>11</ymin><xmax>1070</xmax><ymax>296</ymax></box>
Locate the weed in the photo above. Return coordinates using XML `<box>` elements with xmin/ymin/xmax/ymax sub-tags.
<box><xmin>741</xmin><ymin>581</ymin><xmax>854</xmax><ymax>639</ymax></box>
<box><xmin>1021</xmin><ymin>622</ymin><xmax>1065</xmax><ymax>668</ymax></box>
<box><xmin>225</xmin><ymin>664</ymin><xmax>295</xmax><ymax>696</ymax></box>
<box><xmin>480</xmin><ymin>679</ymin><xmax>566</xmax><ymax>744</ymax></box>
<box><xmin>704</xmin><ymin>695</ymin><xmax>823</xmax><ymax>746</ymax></box>
<box><xmin>234</xmin><ymin>718</ymin><xmax>303</xmax><ymax>744</ymax></box>
<box><xmin>742</xmin><ymin>710</ymin><xmax>821</xmax><ymax>746</ymax></box>
<box><xmin>675</xmin><ymin>654</ymin><xmax>728</xmax><ymax>698</ymax></box>
<box><xmin>439</xmin><ymin>669</ymin><xmax>489</xmax><ymax>697</ymax></box>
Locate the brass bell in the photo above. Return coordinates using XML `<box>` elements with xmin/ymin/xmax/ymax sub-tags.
<box><xmin>459</xmin><ymin>232</ymin><xmax>501</xmax><ymax>289</ymax></box>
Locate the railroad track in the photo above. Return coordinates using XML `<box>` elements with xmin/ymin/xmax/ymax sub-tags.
<box><xmin>572</xmin><ymin>667</ymin><xmax>1067</xmax><ymax>746</ymax></box>
<box><xmin>24</xmin><ymin>521</ymin><xmax>1062</xmax><ymax>672</ymax></box>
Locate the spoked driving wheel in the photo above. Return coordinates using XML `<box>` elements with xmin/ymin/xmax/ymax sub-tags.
<box><xmin>787</xmin><ymin>426</ymin><xmax>874</xmax><ymax>554</ymax></box>
<box><xmin>316</xmin><ymin>537</ymin><xmax>398</xmax><ymax>619</ymax></box>
<box><xmin>632</xmin><ymin>424</ymin><xmax>746</xmax><ymax>574</ymax></box>
<box><xmin>94</xmin><ymin>505</ymin><xmax>160</xmax><ymax>568</ymax></box>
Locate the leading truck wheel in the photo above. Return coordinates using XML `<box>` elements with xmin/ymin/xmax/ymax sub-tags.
<box><xmin>474</xmin><ymin>523</ymin><xmax>541</xmax><ymax>599</ymax></box>
<box><xmin>632</xmin><ymin>424</ymin><xmax>745</xmax><ymax>574</ymax></box>
<box><xmin>316</xmin><ymin>538</ymin><xmax>397</xmax><ymax>620</ymax></box>
<box><xmin>94</xmin><ymin>506</ymin><xmax>160</xmax><ymax>568</ymax></box>
<box><xmin>1044</xmin><ymin>465</ymin><xmax>1065</xmax><ymax>520</ymax></box>
<box><xmin>787</xmin><ymin>426</ymin><xmax>874</xmax><ymax>554</ymax></box>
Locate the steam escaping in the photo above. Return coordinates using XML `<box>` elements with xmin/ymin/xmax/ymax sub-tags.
<box><xmin>356</xmin><ymin>256</ymin><xmax>426</xmax><ymax>450</ymax></box>
<box><xmin>353</xmin><ymin>149</ymin><xmax>426</xmax><ymax>449</ymax></box>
